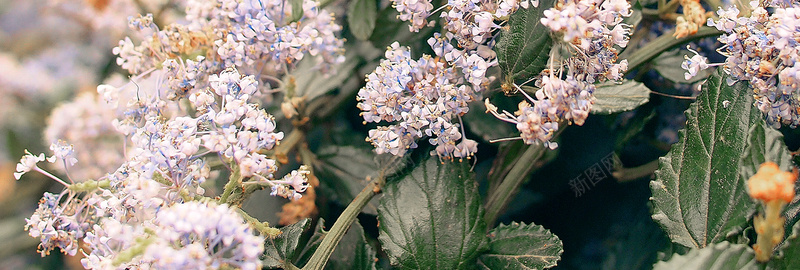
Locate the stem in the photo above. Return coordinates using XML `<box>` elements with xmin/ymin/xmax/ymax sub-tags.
<box><xmin>219</xmin><ymin>164</ymin><xmax>242</xmax><ymax>204</ymax></box>
<box><xmin>621</xmin><ymin>27</ymin><xmax>723</xmax><ymax>74</ymax></box>
<box><xmin>483</xmin><ymin>143</ymin><xmax>547</xmax><ymax>226</ymax></box>
<box><xmin>236</xmin><ymin>208</ymin><xmax>282</xmax><ymax>238</ymax></box>
<box><xmin>301</xmin><ymin>177</ymin><xmax>385</xmax><ymax>270</ymax></box>
<box><xmin>612</xmin><ymin>159</ymin><xmax>659</xmax><ymax>183</ymax></box>
<box><xmin>274</xmin><ymin>129</ymin><xmax>305</xmax><ymax>164</ymax></box>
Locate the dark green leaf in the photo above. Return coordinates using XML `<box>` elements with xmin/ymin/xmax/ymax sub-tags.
<box><xmin>328</xmin><ymin>220</ymin><xmax>377</xmax><ymax>270</ymax></box>
<box><xmin>263</xmin><ymin>218</ymin><xmax>311</xmax><ymax>269</ymax></box>
<box><xmin>650</xmin><ymin>69</ymin><xmax>760</xmax><ymax>249</ymax></box>
<box><xmin>315</xmin><ymin>146</ymin><xmax>407</xmax><ymax>215</ymax></box>
<box><xmin>592</xmin><ymin>80</ymin><xmax>652</xmax><ymax>114</ymax></box>
<box><xmin>495</xmin><ymin>0</ymin><xmax>554</xmax><ymax>85</ymax></box>
<box><xmin>652</xmin><ymin>242</ymin><xmax>758</xmax><ymax>270</ymax></box>
<box><xmin>653</xmin><ymin>49</ymin><xmax>712</xmax><ymax>84</ymax></box>
<box><xmin>347</xmin><ymin>0</ymin><xmax>377</xmax><ymax>40</ymax></box>
<box><xmin>477</xmin><ymin>222</ymin><xmax>562</xmax><ymax>269</ymax></box>
<box><xmin>377</xmin><ymin>158</ymin><xmax>487</xmax><ymax>269</ymax></box>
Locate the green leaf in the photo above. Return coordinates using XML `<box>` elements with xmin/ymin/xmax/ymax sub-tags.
<box><xmin>263</xmin><ymin>218</ymin><xmax>311</xmax><ymax>269</ymax></box>
<box><xmin>377</xmin><ymin>158</ymin><xmax>487</xmax><ymax>269</ymax></box>
<box><xmin>477</xmin><ymin>222</ymin><xmax>563</xmax><ymax>269</ymax></box>
<box><xmin>289</xmin><ymin>53</ymin><xmax>360</xmax><ymax>102</ymax></box>
<box><xmin>653</xmin><ymin>49</ymin><xmax>712</xmax><ymax>84</ymax></box>
<box><xmin>328</xmin><ymin>219</ymin><xmax>377</xmax><ymax>270</ymax></box>
<box><xmin>652</xmin><ymin>242</ymin><xmax>759</xmax><ymax>270</ymax></box>
<box><xmin>315</xmin><ymin>146</ymin><xmax>407</xmax><ymax>215</ymax></box>
<box><xmin>347</xmin><ymin>0</ymin><xmax>377</xmax><ymax>40</ymax></box>
<box><xmin>289</xmin><ymin>0</ymin><xmax>304</xmax><ymax>22</ymax></box>
<box><xmin>495</xmin><ymin>0</ymin><xmax>554</xmax><ymax>85</ymax></box>
<box><xmin>592</xmin><ymin>80</ymin><xmax>652</xmax><ymax>114</ymax></box>
<box><xmin>650</xmin><ymin>69</ymin><xmax>761</xmax><ymax>249</ymax></box>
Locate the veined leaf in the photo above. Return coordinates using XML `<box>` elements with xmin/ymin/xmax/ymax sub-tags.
<box><xmin>652</xmin><ymin>241</ymin><xmax>758</xmax><ymax>270</ymax></box>
<box><xmin>377</xmin><ymin>158</ymin><xmax>487</xmax><ymax>269</ymax></box>
<box><xmin>495</xmin><ymin>0</ymin><xmax>555</xmax><ymax>85</ymax></box>
<box><xmin>263</xmin><ymin>218</ymin><xmax>311</xmax><ymax>269</ymax></box>
<box><xmin>478</xmin><ymin>222</ymin><xmax>563</xmax><ymax>269</ymax></box>
<box><xmin>592</xmin><ymin>80</ymin><xmax>652</xmax><ymax>114</ymax></box>
<box><xmin>650</xmin><ymin>69</ymin><xmax>760</xmax><ymax>249</ymax></box>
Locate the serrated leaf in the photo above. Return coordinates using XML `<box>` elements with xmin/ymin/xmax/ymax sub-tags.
<box><xmin>650</xmin><ymin>69</ymin><xmax>761</xmax><ymax>249</ymax></box>
<box><xmin>263</xmin><ymin>218</ymin><xmax>311</xmax><ymax>269</ymax></box>
<box><xmin>495</xmin><ymin>0</ymin><xmax>554</xmax><ymax>84</ymax></box>
<box><xmin>652</xmin><ymin>242</ymin><xmax>758</xmax><ymax>270</ymax></box>
<box><xmin>477</xmin><ymin>222</ymin><xmax>563</xmax><ymax>269</ymax></box>
<box><xmin>377</xmin><ymin>158</ymin><xmax>487</xmax><ymax>269</ymax></box>
<box><xmin>592</xmin><ymin>80</ymin><xmax>652</xmax><ymax>114</ymax></box>
<box><xmin>653</xmin><ymin>49</ymin><xmax>712</xmax><ymax>84</ymax></box>
<box><xmin>347</xmin><ymin>0</ymin><xmax>377</xmax><ymax>40</ymax></box>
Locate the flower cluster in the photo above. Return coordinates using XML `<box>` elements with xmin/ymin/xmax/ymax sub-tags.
<box><xmin>17</xmin><ymin>66</ymin><xmax>310</xmax><ymax>267</ymax></box>
<box><xmin>698</xmin><ymin>1</ymin><xmax>800</xmax><ymax>128</ymax></box>
<box><xmin>82</xmin><ymin>201</ymin><xmax>264</xmax><ymax>269</ymax></box>
<box><xmin>357</xmin><ymin>43</ymin><xmax>479</xmax><ymax>159</ymax></box>
<box><xmin>488</xmin><ymin>0</ymin><xmax>631</xmax><ymax>148</ymax></box>
<box><xmin>393</xmin><ymin>0</ymin><xmax>537</xmax><ymax>91</ymax></box>
<box><xmin>113</xmin><ymin>0</ymin><xmax>345</xmax><ymax>100</ymax></box>
<box><xmin>748</xmin><ymin>161</ymin><xmax>796</xmax><ymax>204</ymax></box>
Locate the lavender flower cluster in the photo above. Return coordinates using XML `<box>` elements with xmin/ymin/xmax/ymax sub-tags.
<box><xmin>487</xmin><ymin>0</ymin><xmax>631</xmax><ymax>148</ymax></box>
<box><xmin>358</xmin><ymin>0</ymin><xmax>540</xmax><ymax>158</ymax></box>
<box><xmin>691</xmin><ymin>0</ymin><xmax>800</xmax><ymax>127</ymax></box>
<box><xmin>12</xmin><ymin>0</ymin><xmax>349</xmax><ymax>267</ymax></box>
<box><xmin>114</xmin><ymin>0</ymin><xmax>345</xmax><ymax>100</ymax></box>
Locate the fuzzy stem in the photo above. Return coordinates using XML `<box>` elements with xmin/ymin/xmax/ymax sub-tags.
<box><xmin>219</xmin><ymin>163</ymin><xmax>242</xmax><ymax>204</ymax></box>
<box><xmin>301</xmin><ymin>176</ymin><xmax>385</xmax><ymax>270</ymax></box>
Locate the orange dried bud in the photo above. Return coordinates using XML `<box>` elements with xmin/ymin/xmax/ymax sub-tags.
<box><xmin>747</xmin><ymin>162</ymin><xmax>797</xmax><ymax>203</ymax></box>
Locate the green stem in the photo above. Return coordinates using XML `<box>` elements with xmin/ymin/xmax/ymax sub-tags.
<box><xmin>301</xmin><ymin>177</ymin><xmax>384</xmax><ymax>270</ymax></box>
<box><xmin>219</xmin><ymin>164</ymin><xmax>242</xmax><ymax>204</ymax></box>
<box><xmin>621</xmin><ymin>27</ymin><xmax>723</xmax><ymax>74</ymax></box>
<box><xmin>236</xmin><ymin>208</ymin><xmax>282</xmax><ymax>237</ymax></box>
<box><xmin>483</xmin><ymin>143</ymin><xmax>547</xmax><ymax>226</ymax></box>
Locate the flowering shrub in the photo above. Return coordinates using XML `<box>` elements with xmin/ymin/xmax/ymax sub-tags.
<box><xmin>3</xmin><ymin>0</ymin><xmax>800</xmax><ymax>269</ymax></box>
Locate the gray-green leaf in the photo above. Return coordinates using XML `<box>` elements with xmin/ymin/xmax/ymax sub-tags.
<box><xmin>347</xmin><ymin>0</ymin><xmax>377</xmax><ymax>40</ymax></box>
<box><xmin>377</xmin><ymin>158</ymin><xmax>487</xmax><ymax>269</ymax></box>
<box><xmin>495</xmin><ymin>0</ymin><xmax>554</xmax><ymax>85</ymax></box>
<box><xmin>650</xmin><ymin>69</ymin><xmax>760</xmax><ymax>249</ymax></box>
<box><xmin>592</xmin><ymin>80</ymin><xmax>652</xmax><ymax>114</ymax></box>
<box><xmin>263</xmin><ymin>218</ymin><xmax>311</xmax><ymax>269</ymax></box>
<box><xmin>478</xmin><ymin>222</ymin><xmax>563</xmax><ymax>269</ymax></box>
<box><xmin>652</xmin><ymin>242</ymin><xmax>759</xmax><ymax>270</ymax></box>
